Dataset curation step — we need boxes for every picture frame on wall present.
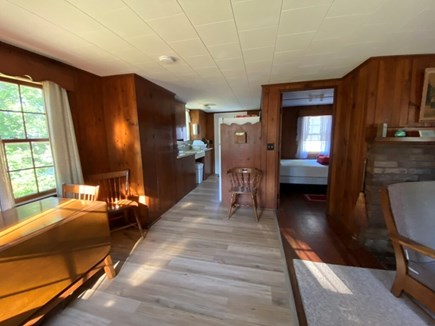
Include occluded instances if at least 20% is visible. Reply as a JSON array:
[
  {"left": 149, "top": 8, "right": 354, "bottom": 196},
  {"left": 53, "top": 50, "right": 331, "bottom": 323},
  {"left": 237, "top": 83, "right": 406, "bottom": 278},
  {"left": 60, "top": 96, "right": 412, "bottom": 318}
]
[{"left": 419, "top": 67, "right": 435, "bottom": 121}]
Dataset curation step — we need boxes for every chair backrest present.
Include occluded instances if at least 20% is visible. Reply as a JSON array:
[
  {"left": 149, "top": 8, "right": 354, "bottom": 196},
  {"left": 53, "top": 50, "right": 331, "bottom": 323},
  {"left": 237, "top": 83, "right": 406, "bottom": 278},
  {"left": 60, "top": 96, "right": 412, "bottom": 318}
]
[
  {"left": 385, "top": 181, "right": 435, "bottom": 263},
  {"left": 62, "top": 184, "right": 100, "bottom": 201},
  {"left": 87, "top": 170, "right": 130, "bottom": 203},
  {"left": 227, "top": 167, "right": 262, "bottom": 192}
]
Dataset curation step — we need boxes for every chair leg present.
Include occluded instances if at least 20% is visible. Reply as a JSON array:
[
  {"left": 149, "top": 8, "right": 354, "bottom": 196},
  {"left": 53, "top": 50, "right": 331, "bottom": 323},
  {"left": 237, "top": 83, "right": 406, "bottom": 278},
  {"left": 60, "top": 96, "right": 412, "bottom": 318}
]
[
  {"left": 252, "top": 192, "right": 259, "bottom": 222},
  {"left": 103, "top": 255, "right": 116, "bottom": 279},
  {"left": 228, "top": 193, "right": 237, "bottom": 219},
  {"left": 132, "top": 207, "right": 145, "bottom": 238}
]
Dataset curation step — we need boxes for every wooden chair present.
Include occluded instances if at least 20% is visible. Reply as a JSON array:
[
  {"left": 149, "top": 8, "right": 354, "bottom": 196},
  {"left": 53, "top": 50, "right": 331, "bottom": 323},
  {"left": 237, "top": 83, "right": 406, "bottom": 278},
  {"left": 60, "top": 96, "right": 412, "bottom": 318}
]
[
  {"left": 227, "top": 167, "right": 262, "bottom": 221},
  {"left": 87, "top": 170, "right": 144, "bottom": 238},
  {"left": 381, "top": 181, "right": 435, "bottom": 313},
  {"left": 62, "top": 184, "right": 100, "bottom": 201}
]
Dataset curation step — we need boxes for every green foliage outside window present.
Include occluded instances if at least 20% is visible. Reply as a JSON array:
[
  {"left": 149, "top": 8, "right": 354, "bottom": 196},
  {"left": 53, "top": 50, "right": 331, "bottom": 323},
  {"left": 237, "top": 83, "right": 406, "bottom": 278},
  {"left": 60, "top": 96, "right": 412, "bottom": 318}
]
[{"left": 0, "top": 80, "right": 56, "bottom": 202}]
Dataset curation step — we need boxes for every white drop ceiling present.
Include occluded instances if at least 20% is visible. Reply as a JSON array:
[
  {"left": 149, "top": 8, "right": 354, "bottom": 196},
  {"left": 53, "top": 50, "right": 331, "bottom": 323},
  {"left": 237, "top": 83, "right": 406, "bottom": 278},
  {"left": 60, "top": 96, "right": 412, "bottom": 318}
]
[{"left": 0, "top": 0, "right": 434, "bottom": 112}]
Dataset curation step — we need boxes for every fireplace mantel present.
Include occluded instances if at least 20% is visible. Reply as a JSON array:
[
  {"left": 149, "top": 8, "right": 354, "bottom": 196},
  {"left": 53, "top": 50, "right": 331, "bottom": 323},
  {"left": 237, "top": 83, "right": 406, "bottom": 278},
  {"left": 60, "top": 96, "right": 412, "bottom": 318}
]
[{"left": 374, "top": 137, "right": 435, "bottom": 143}]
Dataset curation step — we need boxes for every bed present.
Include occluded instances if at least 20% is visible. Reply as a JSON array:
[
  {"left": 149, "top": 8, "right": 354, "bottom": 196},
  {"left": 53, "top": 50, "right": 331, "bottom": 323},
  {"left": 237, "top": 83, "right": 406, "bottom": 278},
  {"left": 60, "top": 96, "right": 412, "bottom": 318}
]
[{"left": 280, "top": 159, "right": 329, "bottom": 185}]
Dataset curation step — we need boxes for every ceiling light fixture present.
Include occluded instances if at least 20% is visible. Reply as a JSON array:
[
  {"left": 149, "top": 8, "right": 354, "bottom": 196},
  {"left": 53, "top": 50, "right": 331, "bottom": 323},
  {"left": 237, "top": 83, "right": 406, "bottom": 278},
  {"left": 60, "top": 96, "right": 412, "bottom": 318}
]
[
  {"left": 158, "top": 55, "right": 176, "bottom": 64},
  {"left": 203, "top": 103, "right": 216, "bottom": 110}
]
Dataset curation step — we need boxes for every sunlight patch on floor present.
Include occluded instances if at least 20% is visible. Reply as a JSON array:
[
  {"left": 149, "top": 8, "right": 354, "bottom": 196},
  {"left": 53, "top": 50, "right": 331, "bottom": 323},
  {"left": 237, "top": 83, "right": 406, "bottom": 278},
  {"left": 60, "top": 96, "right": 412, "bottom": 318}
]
[{"left": 305, "top": 262, "right": 353, "bottom": 295}]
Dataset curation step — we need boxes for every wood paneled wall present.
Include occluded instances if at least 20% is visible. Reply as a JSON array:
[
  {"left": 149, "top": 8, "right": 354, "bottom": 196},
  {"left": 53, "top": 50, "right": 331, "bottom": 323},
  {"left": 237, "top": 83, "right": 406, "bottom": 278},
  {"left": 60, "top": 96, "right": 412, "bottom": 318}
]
[
  {"left": 281, "top": 105, "right": 333, "bottom": 159},
  {"left": 262, "top": 53, "right": 435, "bottom": 239},
  {"left": 220, "top": 123, "right": 262, "bottom": 206},
  {"left": 0, "top": 41, "right": 109, "bottom": 176},
  {"left": 100, "top": 75, "right": 144, "bottom": 196},
  {"left": 189, "top": 109, "right": 207, "bottom": 140}
]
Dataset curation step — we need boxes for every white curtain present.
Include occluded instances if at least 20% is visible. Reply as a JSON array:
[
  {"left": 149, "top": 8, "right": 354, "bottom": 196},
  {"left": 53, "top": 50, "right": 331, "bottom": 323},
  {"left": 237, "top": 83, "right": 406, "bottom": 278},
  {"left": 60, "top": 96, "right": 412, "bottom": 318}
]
[
  {"left": 0, "top": 141, "right": 15, "bottom": 211},
  {"left": 42, "top": 81, "right": 83, "bottom": 196},
  {"left": 296, "top": 115, "right": 332, "bottom": 159}
]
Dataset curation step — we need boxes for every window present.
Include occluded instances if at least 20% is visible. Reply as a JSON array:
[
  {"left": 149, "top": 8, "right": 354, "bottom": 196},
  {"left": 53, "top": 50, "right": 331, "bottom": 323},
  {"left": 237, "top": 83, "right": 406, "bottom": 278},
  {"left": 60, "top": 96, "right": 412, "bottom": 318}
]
[
  {"left": 0, "top": 79, "right": 56, "bottom": 203},
  {"left": 296, "top": 115, "right": 332, "bottom": 159}
]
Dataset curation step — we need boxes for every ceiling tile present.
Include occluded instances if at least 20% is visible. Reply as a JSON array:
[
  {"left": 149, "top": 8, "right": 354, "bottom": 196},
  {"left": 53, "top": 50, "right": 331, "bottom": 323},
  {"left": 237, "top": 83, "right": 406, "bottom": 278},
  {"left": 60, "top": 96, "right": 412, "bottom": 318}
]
[
  {"left": 282, "top": 0, "right": 334, "bottom": 11},
  {"left": 216, "top": 57, "right": 244, "bottom": 70},
  {"left": 169, "top": 38, "right": 209, "bottom": 57},
  {"left": 178, "top": 0, "right": 233, "bottom": 26},
  {"left": 314, "top": 15, "right": 367, "bottom": 40},
  {"left": 110, "top": 46, "right": 153, "bottom": 63},
  {"left": 81, "top": 29, "right": 133, "bottom": 51},
  {"left": 97, "top": 7, "right": 154, "bottom": 39},
  {"left": 194, "top": 66, "right": 222, "bottom": 78},
  {"left": 184, "top": 55, "right": 216, "bottom": 68},
  {"left": 8, "top": 0, "right": 102, "bottom": 34},
  {"left": 146, "top": 14, "right": 198, "bottom": 42},
  {"left": 123, "top": 0, "right": 183, "bottom": 20},
  {"left": 67, "top": 0, "right": 126, "bottom": 13},
  {"left": 245, "top": 61, "right": 271, "bottom": 73},
  {"left": 243, "top": 47, "right": 274, "bottom": 63},
  {"left": 327, "top": 0, "right": 383, "bottom": 18},
  {"left": 195, "top": 21, "right": 239, "bottom": 46},
  {"left": 239, "top": 26, "right": 277, "bottom": 49},
  {"left": 233, "top": 0, "right": 281, "bottom": 31},
  {"left": 278, "top": 5, "right": 330, "bottom": 35},
  {"left": 223, "top": 70, "right": 248, "bottom": 79},
  {"left": 401, "top": 9, "right": 435, "bottom": 33},
  {"left": 273, "top": 50, "right": 304, "bottom": 65},
  {"left": 275, "top": 32, "right": 315, "bottom": 52},
  {"left": 208, "top": 43, "right": 243, "bottom": 60},
  {"left": 128, "top": 34, "right": 174, "bottom": 56}
]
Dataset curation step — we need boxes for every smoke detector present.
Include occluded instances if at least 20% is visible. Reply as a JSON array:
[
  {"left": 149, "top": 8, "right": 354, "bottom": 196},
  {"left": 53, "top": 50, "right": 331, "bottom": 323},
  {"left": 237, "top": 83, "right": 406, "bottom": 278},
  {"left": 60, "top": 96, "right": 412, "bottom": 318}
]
[
  {"left": 203, "top": 103, "right": 216, "bottom": 110},
  {"left": 158, "top": 55, "right": 177, "bottom": 64}
]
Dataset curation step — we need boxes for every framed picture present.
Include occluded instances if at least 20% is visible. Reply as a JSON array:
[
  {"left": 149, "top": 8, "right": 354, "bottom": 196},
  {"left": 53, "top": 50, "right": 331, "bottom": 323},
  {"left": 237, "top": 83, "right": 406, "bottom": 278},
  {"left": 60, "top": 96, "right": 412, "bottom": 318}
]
[{"left": 419, "top": 68, "right": 435, "bottom": 121}]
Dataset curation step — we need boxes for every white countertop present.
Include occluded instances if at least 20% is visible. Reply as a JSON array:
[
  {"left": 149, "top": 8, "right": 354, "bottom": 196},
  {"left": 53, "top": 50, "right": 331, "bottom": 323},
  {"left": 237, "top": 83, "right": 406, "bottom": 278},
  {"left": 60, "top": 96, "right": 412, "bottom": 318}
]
[{"left": 177, "top": 147, "right": 213, "bottom": 159}]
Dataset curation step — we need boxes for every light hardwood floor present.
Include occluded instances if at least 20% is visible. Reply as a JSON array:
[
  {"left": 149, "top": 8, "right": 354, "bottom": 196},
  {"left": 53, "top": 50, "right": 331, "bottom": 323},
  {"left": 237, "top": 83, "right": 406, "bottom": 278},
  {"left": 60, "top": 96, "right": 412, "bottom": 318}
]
[{"left": 45, "top": 176, "right": 298, "bottom": 325}]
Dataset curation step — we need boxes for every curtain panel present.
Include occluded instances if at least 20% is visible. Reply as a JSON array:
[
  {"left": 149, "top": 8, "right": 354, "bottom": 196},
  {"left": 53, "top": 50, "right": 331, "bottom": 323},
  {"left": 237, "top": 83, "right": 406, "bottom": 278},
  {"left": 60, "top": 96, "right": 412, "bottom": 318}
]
[
  {"left": 296, "top": 115, "right": 332, "bottom": 159},
  {"left": 0, "top": 141, "right": 15, "bottom": 211},
  {"left": 43, "top": 81, "right": 83, "bottom": 196}
]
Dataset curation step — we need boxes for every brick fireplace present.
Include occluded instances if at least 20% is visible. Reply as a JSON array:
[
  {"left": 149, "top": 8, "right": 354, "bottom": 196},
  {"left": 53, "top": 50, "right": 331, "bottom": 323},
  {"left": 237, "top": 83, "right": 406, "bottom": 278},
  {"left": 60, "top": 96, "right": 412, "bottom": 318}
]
[{"left": 362, "top": 140, "right": 435, "bottom": 252}]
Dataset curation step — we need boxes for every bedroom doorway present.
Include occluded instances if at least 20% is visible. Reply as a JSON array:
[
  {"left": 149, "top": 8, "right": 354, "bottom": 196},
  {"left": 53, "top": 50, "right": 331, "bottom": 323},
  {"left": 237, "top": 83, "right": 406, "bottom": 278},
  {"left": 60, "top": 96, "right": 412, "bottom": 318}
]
[{"left": 278, "top": 88, "right": 334, "bottom": 208}]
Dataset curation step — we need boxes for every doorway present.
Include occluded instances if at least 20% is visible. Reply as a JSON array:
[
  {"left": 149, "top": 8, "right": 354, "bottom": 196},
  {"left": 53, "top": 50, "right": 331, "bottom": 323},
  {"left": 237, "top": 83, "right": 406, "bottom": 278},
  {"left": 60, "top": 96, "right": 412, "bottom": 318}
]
[{"left": 278, "top": 88, "right": 335, "bottom": 208}]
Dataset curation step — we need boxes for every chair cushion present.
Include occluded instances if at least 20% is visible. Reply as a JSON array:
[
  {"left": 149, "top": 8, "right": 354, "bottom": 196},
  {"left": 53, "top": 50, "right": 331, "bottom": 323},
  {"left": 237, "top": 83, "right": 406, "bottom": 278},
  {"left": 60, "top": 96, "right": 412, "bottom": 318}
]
[
  {"left": 408, "top": 260, "right": 435, "bottom": 292},
  {"left": 388, "top": 181, "right": 435, "bottom": 263}
]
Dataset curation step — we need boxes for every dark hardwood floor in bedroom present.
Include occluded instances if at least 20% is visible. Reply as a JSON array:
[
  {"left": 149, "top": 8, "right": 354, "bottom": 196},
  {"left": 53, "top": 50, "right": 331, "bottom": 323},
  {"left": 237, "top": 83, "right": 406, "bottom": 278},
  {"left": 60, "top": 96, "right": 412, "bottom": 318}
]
[{"left": 277, "top": 184, "right": 384, "bottom": 269}]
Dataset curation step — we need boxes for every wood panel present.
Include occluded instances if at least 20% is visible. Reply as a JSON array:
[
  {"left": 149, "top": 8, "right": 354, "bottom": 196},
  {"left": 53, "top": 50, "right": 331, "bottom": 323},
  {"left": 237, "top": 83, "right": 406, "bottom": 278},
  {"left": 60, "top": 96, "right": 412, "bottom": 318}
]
[
  {"left": 220, "top": 123, "right": 262, "bottom": 206},
  {"left": 70, "top": 73, "right": 109, "bottom": 175},
  {"left": 189, "top": 109, "right": 207, "bottom": 140},
  {"left": 204, "top": 149, "right": 213, "bottom": 179},
  {"left": 0, "top": 41, "right": 109, "bottom": 177},
  {"left": 175, "top": 155, "right": 196, "bottom": 201},
  {"left": 101, "top": 75, "right": 144, "bottom": 196},
  {"left": 205, "top": 113, "right": 215, "bottom": 173},
  {"left": 175, "top": 100, "right": 186, "bottom": 141},
  {"left": 134, "top": 75, "right": 177, "bottom": 225}
]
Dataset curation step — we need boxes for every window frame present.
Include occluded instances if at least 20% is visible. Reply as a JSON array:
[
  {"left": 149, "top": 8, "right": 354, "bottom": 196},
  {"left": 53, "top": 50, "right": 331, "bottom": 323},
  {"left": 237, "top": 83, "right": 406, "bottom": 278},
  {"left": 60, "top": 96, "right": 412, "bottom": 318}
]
[{"left": 0, "top": 77, "right": 57, "bottom": 204}]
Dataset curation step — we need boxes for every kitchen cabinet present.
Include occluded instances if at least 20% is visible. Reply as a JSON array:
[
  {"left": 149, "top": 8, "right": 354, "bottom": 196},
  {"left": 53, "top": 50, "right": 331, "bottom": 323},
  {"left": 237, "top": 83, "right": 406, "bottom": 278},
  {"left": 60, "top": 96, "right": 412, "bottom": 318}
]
[
  {"left": 176, "top": 154, "right": 196, "bottom": 201},
  {"left": 175, "top": 100, "right": 187, "bottom": 141},
  {"left": 101, "top": 74, "right": 177, "bottom": 226},
  {"left": 204, "top": 149, "right": 213, "bottom": 180}
]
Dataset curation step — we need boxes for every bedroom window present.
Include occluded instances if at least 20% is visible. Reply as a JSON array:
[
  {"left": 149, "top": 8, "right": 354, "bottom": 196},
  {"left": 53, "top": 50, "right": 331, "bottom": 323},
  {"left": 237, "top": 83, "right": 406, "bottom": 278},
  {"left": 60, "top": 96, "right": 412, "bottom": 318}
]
[
  {"left": 0, "top": 79, "right": 56, "bottom": 203},
  {"left": 296, "top": 115, "right": 332, "bottom": 159}
]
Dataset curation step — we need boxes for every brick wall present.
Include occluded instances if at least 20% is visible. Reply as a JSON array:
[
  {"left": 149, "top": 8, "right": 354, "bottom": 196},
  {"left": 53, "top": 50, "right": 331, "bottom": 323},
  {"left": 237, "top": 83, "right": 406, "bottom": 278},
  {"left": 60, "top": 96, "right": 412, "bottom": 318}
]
[{"left": 363, "top": 142, "right": 435, "bottom": 252}]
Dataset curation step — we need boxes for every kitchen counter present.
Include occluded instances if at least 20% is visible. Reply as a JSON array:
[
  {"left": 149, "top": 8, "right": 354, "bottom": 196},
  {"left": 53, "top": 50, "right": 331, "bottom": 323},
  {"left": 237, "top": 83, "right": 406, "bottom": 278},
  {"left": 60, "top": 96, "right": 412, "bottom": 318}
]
[{"left": 177, "top": 147, "right": 213, "bottom": 159}]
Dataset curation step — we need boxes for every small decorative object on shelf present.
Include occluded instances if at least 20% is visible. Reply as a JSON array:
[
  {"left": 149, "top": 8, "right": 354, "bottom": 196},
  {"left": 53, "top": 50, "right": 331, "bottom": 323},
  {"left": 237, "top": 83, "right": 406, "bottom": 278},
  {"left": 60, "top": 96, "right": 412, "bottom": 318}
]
[{"left": 394, "top": 129, "right": 407, "bottom": 137}]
